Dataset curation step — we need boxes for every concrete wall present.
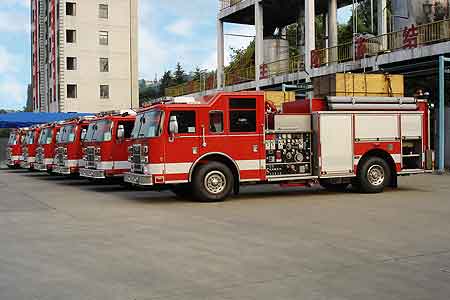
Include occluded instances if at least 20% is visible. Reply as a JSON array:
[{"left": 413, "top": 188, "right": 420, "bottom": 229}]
[
  {"left": 62, "top": 0, "right": 139, "bottom": 113},
  {"left": 0, "top": 138, "right": 7, "bottom": 164}
]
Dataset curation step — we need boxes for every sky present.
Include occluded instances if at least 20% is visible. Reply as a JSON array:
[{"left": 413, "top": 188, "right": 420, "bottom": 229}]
[{"left": 0, "top": 0, "right": 353, "bottom": 110}]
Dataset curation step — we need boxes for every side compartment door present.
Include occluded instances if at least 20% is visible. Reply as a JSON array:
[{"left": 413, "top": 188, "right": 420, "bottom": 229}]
[{"left": 319, "top": 114, "right": 354, "bottom": 176}]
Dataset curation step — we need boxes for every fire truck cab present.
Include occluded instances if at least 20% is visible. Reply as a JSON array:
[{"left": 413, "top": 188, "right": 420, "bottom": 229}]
[
  {"left": 6, "top": 129, "right": 26, "bottom": 168},
  {"left": 21, "top": 126, "right": 42, "bottom": 170},
  {"left": 35, "top": 123, "right": 61, "bottom": 172},
  {"left": 53, "top": 117, "right": 93, "bottom": 175},
  {"left": 79, "top": 111, "right": 136, "bottom": 180},
  {"left": 124, "top": 92, "right": 432, "bottom": 202}
]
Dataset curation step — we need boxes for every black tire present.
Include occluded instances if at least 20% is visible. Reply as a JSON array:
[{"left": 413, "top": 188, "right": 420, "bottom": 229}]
[
  {"left": 171, "top": 183, "right": 193, "bottom": 199},
  {"left": 321, "top": 181, "right": 349, "bottom": 192},
  {"left": 192, "top": 162, "right": 234, "bottom": 202},
  {"left": 357, "top": 157, "right": 391, "bottom": 193}
]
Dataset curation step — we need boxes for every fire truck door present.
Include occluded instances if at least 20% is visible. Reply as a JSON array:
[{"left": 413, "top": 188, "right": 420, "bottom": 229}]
[{"left": 165, "top": 110, "right": 199, "bottom": 181}]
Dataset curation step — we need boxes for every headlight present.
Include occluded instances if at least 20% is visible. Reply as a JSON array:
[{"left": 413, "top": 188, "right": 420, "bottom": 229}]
[
  {"left": 141, "top": 157, "right": 149, "bottom": 164},
  {"left": 95, "top": 148, "right": 101, "bottom": 154},
  {"left": 83, "top": 155, "right": 87, "bottom": 160},
  {"left": 143, "top": 146, "right": 149, "bottom": 154},
  {"left": 128, "top": 146, "right": 133, "bottom": 153},
  {"left": 128, "top": 155, "right": 132, "bottom": 162},
  {"left": 95, "top": 156, "right": 100, "bottom": 161},
  {"left": 64, "top": 148, "right": 67, "bottom": 154}
]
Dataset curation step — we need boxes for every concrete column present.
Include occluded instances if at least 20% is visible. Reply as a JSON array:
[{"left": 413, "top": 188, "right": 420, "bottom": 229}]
[
  {"left": 217, "top": 20, "right": 225, "bottom": 89},
  {"left": 324, "top": 13, "right": 329, "bottom": 48},
  {"left": 304, "top": 0, "right": 316, "bottom": 79},
  {"left": 377, "top": 0, "right": 388, "bottom": 49},
  {"left": 328, "top": 0, "right": 338, "bottom": 48},
  {"left": 255, "top": 0, "right": 264, "bottom": 89}
]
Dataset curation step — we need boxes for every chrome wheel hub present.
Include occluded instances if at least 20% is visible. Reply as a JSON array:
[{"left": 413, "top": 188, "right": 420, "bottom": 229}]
[
  {"left": 367, "top": 165, "right": 385, "bottom": 186},
  {"left": 204, "top": 171, "right": 227, "bottom": 195}
]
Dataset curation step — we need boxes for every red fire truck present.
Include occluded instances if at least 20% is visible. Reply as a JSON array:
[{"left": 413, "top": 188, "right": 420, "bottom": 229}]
[
  {"left": 6, "top": 129, "right": 26, "bottom": 168},
  {"left": 35, "top": 123, "right": 61, "bottom": 172},
  {"left": 79, "top": 111, "right": 136, "bottom": 180},
  {"left": 53, "top": 117, "right": 93, "bottom": 175},
  {"left": 20, "top": 126, "right": 42, "bottom": 170},
  {"left": 124, "top": 92, "right": 433, "bottom": 202}
]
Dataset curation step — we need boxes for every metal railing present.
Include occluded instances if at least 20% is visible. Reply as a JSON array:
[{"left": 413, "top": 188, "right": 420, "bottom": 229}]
[
  {"left": 314, "top": 19, "right": 450, "bottom": 67},
  {"left": 165, "top": 73, "right": 218, "bottom": 97},
  {"left": 219, "top": 0, "right": 246, "bottom": 10},
  {"left": 225, "top": 65, "right": 255, "bottom": 85}
]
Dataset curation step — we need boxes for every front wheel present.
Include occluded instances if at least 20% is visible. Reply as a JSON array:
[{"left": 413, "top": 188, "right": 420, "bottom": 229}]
[
  {"left": 192, "top": 162, "right": 234, "bottom": 202},
  {"left": 357, "top": 157, "right": 391, "bottom": 193}
]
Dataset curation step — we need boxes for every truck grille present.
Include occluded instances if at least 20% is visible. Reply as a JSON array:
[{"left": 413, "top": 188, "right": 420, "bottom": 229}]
[
  {"left": 132, "top": 144, "right": 144, "bottom": 174},
  {"left": 6, "top": 148, "right": 11, "bottom": 160},
  {"left": 36, "top": 147, "right": 44, "bottom": 164},
  {"left": 56, "top": 147, "right": 65, "bottom": 166},
  {"left": 22, "top": 147, "right": 29, "bottom": 161},
  {"left": 86, "top": 146, "right": 96, "bottom": 169}
]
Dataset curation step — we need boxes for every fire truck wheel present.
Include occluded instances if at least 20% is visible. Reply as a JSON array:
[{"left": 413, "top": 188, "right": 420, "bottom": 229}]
[
  {"left": 192, "top": 162, "right": 234, "bottom": 202},
  {"left": 358, "top": 157, "right": 391, "bottom": 193}
]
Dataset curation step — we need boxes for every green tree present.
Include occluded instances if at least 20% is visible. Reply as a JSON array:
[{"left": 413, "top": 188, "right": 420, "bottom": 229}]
[
  {"left": 160, "top": 71, "right": 174, "bottom": 96},
  {"left": 174, "top": 62, "right": 187, "bottom": 85},
  {"left": 193, "top": 67, "right": 203, "bottom": 81}
]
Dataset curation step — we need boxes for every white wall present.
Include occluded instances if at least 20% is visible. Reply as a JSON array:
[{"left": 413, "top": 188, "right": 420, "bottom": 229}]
[{"left": 61, "top": 0, "right": 138, "bottom": 113}]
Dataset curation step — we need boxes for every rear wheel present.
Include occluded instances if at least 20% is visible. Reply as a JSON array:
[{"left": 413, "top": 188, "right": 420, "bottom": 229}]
[
  {"left": 192, "top": 162, "right": 233, "bottom": 202},
  {"left": 357, "top": 157, "right": 391, "bottom": 193}
]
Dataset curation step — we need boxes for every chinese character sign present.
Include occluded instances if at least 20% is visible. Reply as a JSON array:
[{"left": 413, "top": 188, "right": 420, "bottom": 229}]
[{"left": 403, "top": 24, "right": 418, "bottom": 49}]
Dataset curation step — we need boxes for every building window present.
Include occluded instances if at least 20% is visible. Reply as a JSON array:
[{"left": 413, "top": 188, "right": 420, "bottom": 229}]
[
  {"left": 99, "top": 31, "right": 109, "bottom": 45},
  {"left": 66, "top": 30, "right": 76, "bottom": 43},
  {"left": 66, "top": 2, "right": 76, "bottom": 16},
  {"left": 67, "top": 84, "right": 77, "bottom": 98},
  {"left": 100, "top": 85, "right": 109, "bottom": 99},
  {"left": 66, "top": 57, "right": 77, "bottom": 70},
  {"left": 99, "top": 4, "right": 109, "bottom": 19},
  {"left": 99, "top": 58, "right": 109, "bottom": 72}
]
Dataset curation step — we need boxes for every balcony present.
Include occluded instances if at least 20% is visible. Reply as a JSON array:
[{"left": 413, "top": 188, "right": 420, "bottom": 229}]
[{"left": 165, "top": 19, "right": 450, "bottom": 97}]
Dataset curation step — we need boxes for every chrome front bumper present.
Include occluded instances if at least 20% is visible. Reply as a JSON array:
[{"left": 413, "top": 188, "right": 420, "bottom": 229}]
[
  {"left": 79, "top": 168, "right": 106, "bottom": 179},
  {"left": 53, "top": 166, "right": 72, "bottom": 175},
  {"left": 20, "top": 161, "right": 31, "bottom": 169},
  {"left": 124, "top": 173, "right": 153, "bottom": 186},
  {"left": 34, "top": 163, "right": 48, "bottom": 172}
]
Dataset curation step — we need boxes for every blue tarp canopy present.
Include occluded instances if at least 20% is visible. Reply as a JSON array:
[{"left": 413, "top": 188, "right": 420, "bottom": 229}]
[{"left": 0, "top": 112, "right": 93, "bottom": 128}]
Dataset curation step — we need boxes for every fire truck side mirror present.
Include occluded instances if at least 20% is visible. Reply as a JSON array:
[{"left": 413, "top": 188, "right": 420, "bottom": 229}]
[
  {"left": 81, "top": 129, "right": 87, "bottom": 141},
  {"left": 117, "top": 125, "right": 125, "bottom": 140},
  {"left": 169, "top": 116, "right": 179, "bottom": 135}
]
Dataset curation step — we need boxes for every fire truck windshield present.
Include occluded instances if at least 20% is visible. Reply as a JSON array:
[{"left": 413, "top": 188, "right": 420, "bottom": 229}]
[
  {"left": 25, "top": 131, "right": 35, "bottom": 145},
  {"left": 39, "top": 128, "right": 54, "bottom": 145},
  {"left": 131, "top": 110, "right": 163, "bottom": 139},
  {"left": 7, "top": 132, "right": 17, "bottom": 145},
  {"left": 85, "top": 120, "right": 112, "bottom": 142},
  {"left": 58, "top": 125, "right": 76, "bottom": 144}
]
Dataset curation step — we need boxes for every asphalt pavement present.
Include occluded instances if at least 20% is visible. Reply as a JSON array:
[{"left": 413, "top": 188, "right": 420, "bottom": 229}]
[{"left": 0, "top": 168, "right": 449, "bottom": 300}]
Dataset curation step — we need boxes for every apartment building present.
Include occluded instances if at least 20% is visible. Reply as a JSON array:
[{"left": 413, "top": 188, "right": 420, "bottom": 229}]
[{"left": 31, "top": 0, "right": 139, "bottom": 113}]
